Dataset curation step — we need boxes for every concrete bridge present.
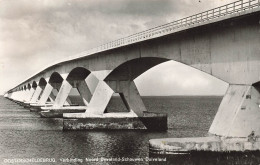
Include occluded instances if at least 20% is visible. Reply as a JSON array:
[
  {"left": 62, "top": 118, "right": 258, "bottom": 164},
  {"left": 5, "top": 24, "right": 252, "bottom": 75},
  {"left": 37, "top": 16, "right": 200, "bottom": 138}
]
[{"left": 4, "top": 0, "right": 260, "bottom": 137}]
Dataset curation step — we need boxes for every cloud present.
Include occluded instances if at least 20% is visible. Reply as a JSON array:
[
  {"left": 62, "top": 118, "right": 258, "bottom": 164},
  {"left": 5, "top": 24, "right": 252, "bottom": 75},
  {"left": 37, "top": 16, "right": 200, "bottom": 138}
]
[{"left": 135, "top": 61, "right": 228, "bottom": 96}]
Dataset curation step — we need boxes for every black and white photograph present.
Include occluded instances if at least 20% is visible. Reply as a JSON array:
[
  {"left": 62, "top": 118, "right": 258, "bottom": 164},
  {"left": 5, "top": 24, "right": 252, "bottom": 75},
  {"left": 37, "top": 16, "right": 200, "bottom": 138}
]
[{"left": 0, "top": 0, "right": 260, "bottom": 164}]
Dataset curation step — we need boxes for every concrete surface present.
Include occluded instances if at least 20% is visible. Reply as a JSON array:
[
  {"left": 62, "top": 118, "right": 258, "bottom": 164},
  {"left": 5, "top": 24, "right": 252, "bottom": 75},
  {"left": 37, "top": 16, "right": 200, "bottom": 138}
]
[
  {"left": 63, "top": 112, "right": 167, "bottom": 130},
  {"left": 149, "top": 136, "right": 260, "bottom": 154}
]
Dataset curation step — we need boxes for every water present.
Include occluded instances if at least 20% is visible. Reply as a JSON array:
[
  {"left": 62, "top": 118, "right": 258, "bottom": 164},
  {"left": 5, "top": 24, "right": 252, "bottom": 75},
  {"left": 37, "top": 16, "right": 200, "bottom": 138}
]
[{"left": 0, "top": 95, "right": 256, "bottom": 165}]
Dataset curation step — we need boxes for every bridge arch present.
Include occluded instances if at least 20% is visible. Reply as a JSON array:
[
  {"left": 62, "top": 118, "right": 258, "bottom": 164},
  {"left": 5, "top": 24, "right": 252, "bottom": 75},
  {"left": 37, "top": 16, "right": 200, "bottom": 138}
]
[
  {"left": 44, "top": 69, "right": 93, "bottom": 107},
  {"left": 66, "top": 67, "right": 91, "bottom": 82},
  {"left": 49, "top": 72, "right": 63, "bottom": 84},
  {"left": 101, "top": 57, "right": 227, "bottom": 117},
  {"left": 63, "top": 67, "right": 93, "bottom": 106},
  {"left": 27, "top": 83, "right": 31, "bottom": 90},
  {"left": 39, "top": 78, "right": 47, "bottom": 87},
  {"left": 48, "top": 72, "right": 64, "bottom": 99},
  {"left": 105, "top": 57, "right": 227, "bottom": 84},
  {"left": 32, "top": 81, "right": 37, "bottom": 89},
  {"left": 105, "top": 57, "right": 169, "bottom": 81},
  {"left": 29, "top": 79, "right": 46, "bottom": 103},
  {"left": 34, "top": 72, "right": 65, "bottom": 106}
]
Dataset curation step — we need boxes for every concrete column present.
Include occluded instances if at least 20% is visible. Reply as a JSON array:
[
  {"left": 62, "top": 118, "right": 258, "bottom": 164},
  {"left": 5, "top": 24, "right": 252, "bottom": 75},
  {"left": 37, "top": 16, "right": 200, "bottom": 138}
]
[
  {"left": 52, "top": 83, "right": 71, "bottom": 105},
  {"left": 107, "top": 80, "right": 146, "bottom": 117},
  {"left": 121, "top": 81, "right": 146, "bottom": 116},
  {"left": 65, "top": 96, "right": 72, "bottom": 105},
  {"left": 209, "top": 84, "right": 260, "bottom": 137},
  {"left": 25, "top": 88, "right": 36, "bottom": 102},
  {"left": 38, "top": 83, "right": 53, "bottom": 105},
  {"left": 38, "top": 89, "right": 45, "bottom": 100},
  {"left": 49, "top": 90, "right": 57, "bottom": 102},
  {"left": 52, "top": 80, "right": 72, "bottom": 108},
  {"left": 77, "top": 81, "right": 92, "bottom": 106},
  {"left": 48, "top": 95, "right": 54, "bottom": 102},
  {"left": 85, "top": 80, "right": 114, "bottom": 115},
  {"left": 30, "top": 86, "right": 43, "bottom": 103}
]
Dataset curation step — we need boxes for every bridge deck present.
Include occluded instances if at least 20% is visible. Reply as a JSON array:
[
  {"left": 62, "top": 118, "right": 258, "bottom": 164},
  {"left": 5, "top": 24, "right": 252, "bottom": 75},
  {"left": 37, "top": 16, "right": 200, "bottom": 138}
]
[{"left": 7, "top": 0, "right": 260, "bottom": 92}]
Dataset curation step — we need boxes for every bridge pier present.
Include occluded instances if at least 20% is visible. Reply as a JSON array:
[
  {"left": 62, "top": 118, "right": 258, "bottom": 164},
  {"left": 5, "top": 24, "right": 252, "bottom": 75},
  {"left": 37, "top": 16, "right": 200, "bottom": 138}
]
[
  {"left": 63, "top": 80, "right": 167, "bottom": 131},
  {"left": 41, "top": 80, "right": 111, "bottom": 118},
  {"left": 40, "top": 80, "right": 72, "bottom": 117},
  {"left": 30, "top": 86, "right": 43, "bottom": 103},
  {"left": 39, "top": 77, "right": 93, "bottom": 117},
  {"left": 149, "top": 83, "right": 260, "bottom": 153},
  {"left": 30, "top": 83, "right": 54, "bottom": 111},
  {"left": 24, "top": 87, "right": 36, "bottom": 105},
  {"left": 76, "top": 80, "right": 92, "bottom": 106},
  {"left": 29, "top": 82, "right": 71, "bottom": 111},
  {"left": 209, "top": 84, "right": 260, "bottom": 137},
  {"left": 79, "top": 80, "right": 113, "bottom": 115},
  {"left": 24, "top": 79, "right": 48, "bottom": 109},
  {"left": 106, "top": 80, "right": 147, "bottom": 117},
  {"left": 11, "top": 87, "right": 36, "bottom": 106},
  {"left": 24, "top": 86, "right": 43, "bottom": 108},
  {"left": 52, "top": 80, "right": 72, "bottom": 108}
]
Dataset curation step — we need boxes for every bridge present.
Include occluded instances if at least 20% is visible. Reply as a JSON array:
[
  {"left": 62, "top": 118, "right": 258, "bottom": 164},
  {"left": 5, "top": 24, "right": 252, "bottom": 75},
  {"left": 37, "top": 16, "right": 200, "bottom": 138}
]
[{"left": 4, "top": 0, "right": 260, "bottom": 138}]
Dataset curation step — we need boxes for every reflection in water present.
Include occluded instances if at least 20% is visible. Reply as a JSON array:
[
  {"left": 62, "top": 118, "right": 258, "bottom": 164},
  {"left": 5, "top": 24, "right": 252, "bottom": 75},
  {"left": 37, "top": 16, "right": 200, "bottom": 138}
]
[{"left": 0, "top": 96, "right": 259, "bottom": 165}]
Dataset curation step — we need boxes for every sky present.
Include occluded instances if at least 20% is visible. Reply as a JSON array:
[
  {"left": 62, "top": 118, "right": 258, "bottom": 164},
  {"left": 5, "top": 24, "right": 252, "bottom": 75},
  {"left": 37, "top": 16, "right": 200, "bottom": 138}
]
[{"left": 0, "top": 0, "right": 232, "bottom": 96}]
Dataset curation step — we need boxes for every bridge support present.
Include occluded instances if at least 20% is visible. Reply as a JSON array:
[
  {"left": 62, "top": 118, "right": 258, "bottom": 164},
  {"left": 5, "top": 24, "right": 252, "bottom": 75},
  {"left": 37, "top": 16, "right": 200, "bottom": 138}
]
[
  {"left": 30, "top": 86, "right": 43, "bottom": 103},
  {"left": 12, "top": 88, "right": 36, "bottom": 106},
  {"left": 107, "top": 80, "right": 147, "bottom": 117},
  {"left": 76, "top": 80, "right": 92, "bottom": 106},
  {"left": 36, "top": 83, "right": 53, "bottom": 106},
  {"left": 52, "top": 80, "right": 72, "bottom": 108},
  {"left": 25, "top": 88, "right": 36, "bottom": 103},
  {"left": 83, "top": 80, "right": 113, "bottom": 115},
  {"left": 209, "top": 84, "right": 260, "bottom": 137},
  {"left": 149, "top": 84, "right": 260, "bottom": 154},
  {"left": 39, "top": 79, "right": 92, "bottom": 117},
  {"left": 63, "top": 80, "right": 167, "bottom": 131},
  {"left": 29, "top": 82, "right": 71, "bottom": 111},
  {"left": 24, "top": 79, "right": 49, "bottom": 108},
  {"left": 40, "top": 80, "right": 102, "bottom": 118},
  {"left": 48, "top": 90, "right": 56, "bottom": 102}
]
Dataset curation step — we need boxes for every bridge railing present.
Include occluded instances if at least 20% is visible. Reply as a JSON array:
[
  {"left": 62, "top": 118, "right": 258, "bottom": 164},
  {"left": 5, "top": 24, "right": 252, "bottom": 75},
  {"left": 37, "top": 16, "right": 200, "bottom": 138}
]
[
  {"left": 67, "top": 0, "right": 260, "bottom": 60},
  {"left": 9, "top": 0, "right": 260, "bottom": 92}
]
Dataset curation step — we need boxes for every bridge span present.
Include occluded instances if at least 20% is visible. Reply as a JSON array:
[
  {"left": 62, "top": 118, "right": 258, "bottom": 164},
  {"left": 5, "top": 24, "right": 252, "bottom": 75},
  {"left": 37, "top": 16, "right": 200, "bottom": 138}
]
[{"left": 4, "top": 0, "right": 260, "bottom": 139}]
